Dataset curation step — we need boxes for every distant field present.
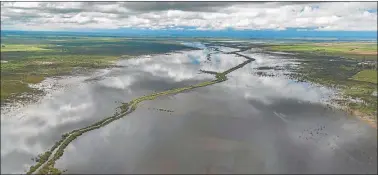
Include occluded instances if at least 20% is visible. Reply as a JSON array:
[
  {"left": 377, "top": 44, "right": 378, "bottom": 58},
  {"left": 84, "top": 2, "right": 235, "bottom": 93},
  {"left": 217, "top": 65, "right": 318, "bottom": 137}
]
[
  {"left": 1, "top": 44, "right": 52, "bottom": 52},
  {"left": 269, "top": 42, "right": 377, "bottom": 60},
  {"left": 351, "top": 70, "right": 377, "bottom": 84}
]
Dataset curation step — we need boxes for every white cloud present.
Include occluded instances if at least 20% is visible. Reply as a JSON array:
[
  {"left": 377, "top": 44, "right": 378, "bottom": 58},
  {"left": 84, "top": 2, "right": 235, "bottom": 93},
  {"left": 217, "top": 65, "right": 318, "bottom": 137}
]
[{"left": 1, "top": 2, "right": 377, "bottom": 31}]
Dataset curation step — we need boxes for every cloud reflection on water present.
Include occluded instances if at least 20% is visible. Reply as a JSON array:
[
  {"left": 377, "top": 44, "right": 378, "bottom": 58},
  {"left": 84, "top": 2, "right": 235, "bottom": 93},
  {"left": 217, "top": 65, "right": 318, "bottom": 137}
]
[{"left": 1, "top": 42, "right": 376, "bottom": 174}]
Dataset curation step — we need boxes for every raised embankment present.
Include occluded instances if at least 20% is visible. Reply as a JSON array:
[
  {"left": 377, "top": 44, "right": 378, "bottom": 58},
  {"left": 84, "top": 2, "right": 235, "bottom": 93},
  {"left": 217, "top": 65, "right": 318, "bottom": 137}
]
[{"left": 27, "top": 48, "right": 255, "bottom": 174}]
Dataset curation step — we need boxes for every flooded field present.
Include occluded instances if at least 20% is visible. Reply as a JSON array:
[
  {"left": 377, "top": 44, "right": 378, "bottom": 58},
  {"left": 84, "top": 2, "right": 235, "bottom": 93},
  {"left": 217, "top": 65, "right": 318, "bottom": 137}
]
[{"left": 1, "top": 42, "right": 377, "bottom": 174}]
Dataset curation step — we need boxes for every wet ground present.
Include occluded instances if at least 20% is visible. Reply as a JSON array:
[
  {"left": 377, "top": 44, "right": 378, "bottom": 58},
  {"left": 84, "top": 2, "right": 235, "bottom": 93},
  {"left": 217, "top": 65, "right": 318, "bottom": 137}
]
[{"left": 1, "top": 42, "right": 377, "bottom": 174}]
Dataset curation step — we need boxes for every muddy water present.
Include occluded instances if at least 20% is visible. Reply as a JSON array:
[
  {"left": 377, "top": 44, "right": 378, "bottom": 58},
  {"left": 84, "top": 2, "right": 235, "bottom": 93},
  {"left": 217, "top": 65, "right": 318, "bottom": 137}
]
[{"left": 1, "top": 43, "right": 377, "bottom": 174}]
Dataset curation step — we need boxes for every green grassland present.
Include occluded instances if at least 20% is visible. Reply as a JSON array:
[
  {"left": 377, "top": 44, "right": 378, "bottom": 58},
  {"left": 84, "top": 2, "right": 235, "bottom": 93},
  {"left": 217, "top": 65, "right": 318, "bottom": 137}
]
[
  {"left": 268, "top": 42, "right": 377, "bottom": 119},
  {"left": 0, "top": 35, "right": 194, "bottom": 104},
  {"left": 1, "top": 44, "right": 53, "bottom": 52},
  {"left": 269, "top": 42, "right": 377, "bottom": 60},
  {"left": 351, "top": 70, "right": 377, "bottom": 84}
]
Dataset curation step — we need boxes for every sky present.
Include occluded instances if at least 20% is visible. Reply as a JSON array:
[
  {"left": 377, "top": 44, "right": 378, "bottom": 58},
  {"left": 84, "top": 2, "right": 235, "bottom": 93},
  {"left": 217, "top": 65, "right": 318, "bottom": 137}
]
[{"left": 1, "top": 2, "right": 377, "bottom": 32}]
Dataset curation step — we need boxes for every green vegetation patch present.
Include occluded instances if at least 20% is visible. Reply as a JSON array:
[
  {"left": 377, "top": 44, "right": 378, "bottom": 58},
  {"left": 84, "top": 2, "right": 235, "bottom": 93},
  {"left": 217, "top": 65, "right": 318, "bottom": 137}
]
[
  {"left": 351, "top": 70, "right": 377, "bottom": 84},
  {"left": 1, "top": 44, "right": 52, "bottom": 52},
  {"left": 342, "top": 83, "right": 377, "bottom": 115},
  {"left": 276, "top": 45, "right": 377, "bottom": 118},
  {"left": 269, "top": 42, "right": 377, "bottom": 60},
  {"left": 1, "top": 79, "right": 32, "bottom": 102},
  {"left": 0, "top": 54, "right": 119, "bottom": 103}
]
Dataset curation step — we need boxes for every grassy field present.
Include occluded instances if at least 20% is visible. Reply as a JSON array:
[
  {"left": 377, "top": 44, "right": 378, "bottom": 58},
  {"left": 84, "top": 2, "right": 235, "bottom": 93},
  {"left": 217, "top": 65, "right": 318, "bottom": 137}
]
[
  {"left": 351, "top": 70, "right": 377, "bottom": 84},
  {"left": 269, "top": 42, "right": 377, "bottom": 60},
  {"left": 268, "top": 42, "right": 377, "bottom": 121},
  {"left": 0, "top": 35, "right": 194, "bottom": 104},
  {"left": 1, "top": 44, "right": 53, "bottom": 52}
]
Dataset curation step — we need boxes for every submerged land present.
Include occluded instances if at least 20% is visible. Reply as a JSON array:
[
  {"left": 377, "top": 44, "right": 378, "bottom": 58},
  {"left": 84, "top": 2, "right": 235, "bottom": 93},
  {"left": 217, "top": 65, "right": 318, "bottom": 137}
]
[
  {"left": 1, "top": 35, "right": 194, "bottom": 104},
  {"left": 1, "top": 33, "right": 377, "bottom": 174},
  {"left": 267, "top": 42, "right": 377, "bottom": 126}
]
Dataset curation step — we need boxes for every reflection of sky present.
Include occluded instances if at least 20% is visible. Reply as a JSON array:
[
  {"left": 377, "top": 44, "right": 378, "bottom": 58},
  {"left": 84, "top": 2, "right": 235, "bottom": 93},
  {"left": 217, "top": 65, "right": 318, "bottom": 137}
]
[
  {"left": 1, "top": 50, "right": 211, "bottom": 173},
  {"left": 1, "top": 42, "right": 376, "bottom": 174},
  {"left": 180, "top": 42, "right": 206, "bottom": 49},
  {"left": 226, "top": 66, "right": 334, "bottom": 105},
  {"left": 188, "top": 54, "right": 201, "bottom": 65}
]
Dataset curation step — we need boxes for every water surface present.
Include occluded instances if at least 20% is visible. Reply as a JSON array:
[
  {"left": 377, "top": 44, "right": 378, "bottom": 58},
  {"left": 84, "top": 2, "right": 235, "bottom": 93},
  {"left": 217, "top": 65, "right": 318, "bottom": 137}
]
[{"left": 1, "top": 42, "right": 376, "bottom": 174}]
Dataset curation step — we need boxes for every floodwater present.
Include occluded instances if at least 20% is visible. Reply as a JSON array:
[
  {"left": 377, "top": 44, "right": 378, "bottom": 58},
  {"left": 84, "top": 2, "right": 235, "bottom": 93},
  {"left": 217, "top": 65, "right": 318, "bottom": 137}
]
[{"left": 1, "top": 42, "right": 377, "bottom": 174}]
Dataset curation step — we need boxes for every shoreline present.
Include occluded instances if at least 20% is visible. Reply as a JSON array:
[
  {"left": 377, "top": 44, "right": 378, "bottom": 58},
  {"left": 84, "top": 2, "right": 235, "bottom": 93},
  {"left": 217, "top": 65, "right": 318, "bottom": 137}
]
[
  {"left": 340, "top": 101, "right": 377, "bottom": 128},
  {"left": 295, "top": 80, "right": 377, "bottom": 128},
  {"left": 0, "top": 68, "right": 113, "bottom": 120},
  {"left": 262, "top": 44, "right": 377, "bottom": 129}
]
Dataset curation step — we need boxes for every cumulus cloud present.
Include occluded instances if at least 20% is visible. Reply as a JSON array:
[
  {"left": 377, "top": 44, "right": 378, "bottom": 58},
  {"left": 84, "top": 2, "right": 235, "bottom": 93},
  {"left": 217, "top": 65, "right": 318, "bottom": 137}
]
[{"left": 1, "top": 2, "right": 377, "bottom": 31}]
